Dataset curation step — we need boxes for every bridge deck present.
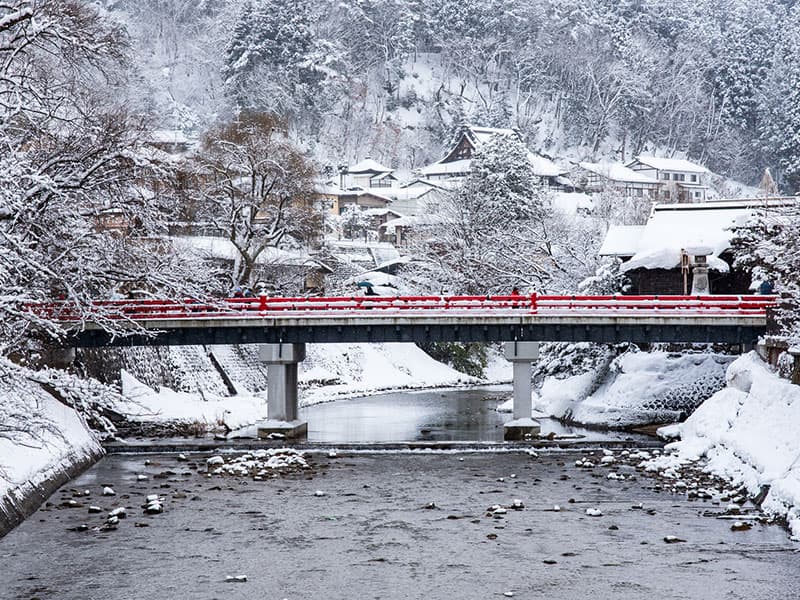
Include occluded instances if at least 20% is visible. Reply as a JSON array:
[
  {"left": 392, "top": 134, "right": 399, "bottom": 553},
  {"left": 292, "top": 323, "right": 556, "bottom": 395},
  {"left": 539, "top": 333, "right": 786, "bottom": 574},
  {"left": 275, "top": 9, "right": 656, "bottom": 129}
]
[{"left": 38, "top": 294, "right": 775, "bottom": 347}]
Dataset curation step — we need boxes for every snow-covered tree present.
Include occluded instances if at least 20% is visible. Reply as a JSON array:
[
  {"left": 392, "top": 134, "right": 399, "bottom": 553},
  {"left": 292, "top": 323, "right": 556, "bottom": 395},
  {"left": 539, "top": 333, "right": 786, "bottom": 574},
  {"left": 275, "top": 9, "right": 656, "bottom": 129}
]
[
  {"left": 731, "top": 203, "right": 800, "bottom": 338},
  {"left": 222, "top": 0, "right": 324, "bottom": 119},
  {"left": 0, "top": 0, "right": 205, "bottom": 357},
  {"left": 189, "top": 111, "right": 319, "bottom": 287},
  {"left": 408, "top": 133, "right": 591, "bottom": 294},
  {"left": 340, "top": 204, "right": 370, "bottom": 240}
]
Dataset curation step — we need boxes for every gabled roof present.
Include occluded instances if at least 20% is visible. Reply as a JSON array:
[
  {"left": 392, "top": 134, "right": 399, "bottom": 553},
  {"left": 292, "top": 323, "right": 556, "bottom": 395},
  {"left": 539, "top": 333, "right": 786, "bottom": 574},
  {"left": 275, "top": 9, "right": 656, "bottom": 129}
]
[
  {"left": 380, "top": 214, "right": 445, "bottom": 230},
  {"left": 419, "top": 158, "right": 472, "bottom": 177},
  {"left": 370, "top": 171, "right": 397, "bottom": 181},
  {"left": 630, "top": 155, "right": 709, "bottom": 174},
  {"left": 388, "top": 185, "right": 438, "bottom": 201},
  {"left": 598, "top": 225, "right": 647, "bottom": 257},
  {"left": 610, "top": 200, "right": 800, "bottom": 273},
  {"left": 419, "top": 154, "right": 567, "bottom": 179},
  {"left": 578, "top": 161, "right": 661, "bottom": 185},
  {"left": 527, "top": 152, "right": 568, "bottom": 177},
  {"left": 337, "top": 189, "right": 393, "bottom": 203},
  {"left": 348, "top": 158, "right": 393, "bottom": 174},
  {"left": 362, "top": 207, "right": 404, "bottom": 218},
  {"left": 466, "top": 125, "right": 519, "bottom": 145},
  {"left": 398, "top": 178, "right": 450, "bottom": 190}
]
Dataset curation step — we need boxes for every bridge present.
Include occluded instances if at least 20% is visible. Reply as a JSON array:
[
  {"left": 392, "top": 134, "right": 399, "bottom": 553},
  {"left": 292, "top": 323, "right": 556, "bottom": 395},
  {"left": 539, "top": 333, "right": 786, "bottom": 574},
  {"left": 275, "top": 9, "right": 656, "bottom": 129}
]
[
  {"left": 47, "top": 294, "right": 773, "bottom": 347},
  {"left": 40, "top": 294, "right": 777, "bottom": 440}
]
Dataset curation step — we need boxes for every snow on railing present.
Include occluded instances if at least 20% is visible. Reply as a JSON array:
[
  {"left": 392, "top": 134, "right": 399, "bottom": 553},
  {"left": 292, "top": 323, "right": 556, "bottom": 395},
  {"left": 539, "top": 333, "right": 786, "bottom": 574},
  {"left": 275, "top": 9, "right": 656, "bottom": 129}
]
[{"left": 30, "top": 294, "right": 779, "bottom": 322}]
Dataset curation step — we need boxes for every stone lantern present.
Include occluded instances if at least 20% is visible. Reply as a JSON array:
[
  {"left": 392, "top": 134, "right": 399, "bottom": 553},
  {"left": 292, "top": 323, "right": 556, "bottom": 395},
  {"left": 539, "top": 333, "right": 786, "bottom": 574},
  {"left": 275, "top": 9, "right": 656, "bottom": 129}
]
[{"left": 686, "top": 245, "right": 712, "bottom": 295}]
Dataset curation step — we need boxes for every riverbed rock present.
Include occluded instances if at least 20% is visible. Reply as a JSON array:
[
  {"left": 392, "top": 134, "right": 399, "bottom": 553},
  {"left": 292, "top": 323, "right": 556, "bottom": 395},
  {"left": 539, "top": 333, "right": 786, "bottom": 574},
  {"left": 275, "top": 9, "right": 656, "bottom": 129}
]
[{"left": 145, "top": 502, "right": 163, "bottom": 514}]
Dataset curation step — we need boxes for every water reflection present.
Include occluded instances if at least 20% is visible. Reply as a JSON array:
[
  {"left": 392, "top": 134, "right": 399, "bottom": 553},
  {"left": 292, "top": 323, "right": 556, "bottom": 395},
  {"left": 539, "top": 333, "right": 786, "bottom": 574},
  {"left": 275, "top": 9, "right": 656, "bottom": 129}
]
[
  {"left": 302, "top": 388, "right": 510, "bottom": 442},
  {"left": 299, "top": 387, "right": 648, "bottom": 443}
]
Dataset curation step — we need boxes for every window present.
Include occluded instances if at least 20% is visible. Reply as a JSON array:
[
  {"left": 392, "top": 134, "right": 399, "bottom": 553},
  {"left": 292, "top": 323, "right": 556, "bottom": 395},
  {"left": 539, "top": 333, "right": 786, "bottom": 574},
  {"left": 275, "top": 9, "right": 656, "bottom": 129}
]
[
  {"left": 679, "top": 173, "right": 686, "bottom": 181},
  {"left": 662, "top": 173, "right": 670, "bottom": 180},
  {"left": 636, "top": 188, "right": 643, "bottom": 197},
  {"left": 694, "top": 191, "right": 701, "bottom": 198},
  {"left": 663, "top": 190, "right": 671, "bottom": 199},
  {"left": 690, "top": 174, "right": 697, "bottom": 182}
]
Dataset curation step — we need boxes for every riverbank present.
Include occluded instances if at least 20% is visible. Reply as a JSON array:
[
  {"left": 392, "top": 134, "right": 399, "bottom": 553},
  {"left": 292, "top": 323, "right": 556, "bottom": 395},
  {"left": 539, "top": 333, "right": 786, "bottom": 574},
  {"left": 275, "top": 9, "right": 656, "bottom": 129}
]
[
  {"left": 646, "top": 351, "right": 800, "bottom": 540},
  {"left": 0, "top": 363, "right": 104, "bottom": 538}
]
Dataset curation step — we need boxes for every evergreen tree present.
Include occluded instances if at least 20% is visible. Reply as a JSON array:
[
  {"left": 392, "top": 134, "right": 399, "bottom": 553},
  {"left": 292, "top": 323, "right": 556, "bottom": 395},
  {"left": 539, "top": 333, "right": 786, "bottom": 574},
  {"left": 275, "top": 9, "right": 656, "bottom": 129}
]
[{"left": 222, "top": 0, "right": 319, "bottom": 115}]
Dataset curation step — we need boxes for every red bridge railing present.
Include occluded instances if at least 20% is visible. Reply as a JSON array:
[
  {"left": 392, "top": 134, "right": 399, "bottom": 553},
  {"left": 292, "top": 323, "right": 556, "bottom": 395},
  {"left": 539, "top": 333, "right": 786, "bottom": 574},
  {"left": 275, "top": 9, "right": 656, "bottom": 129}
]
[{"left": 30, "top": 294, "right": 778, "bottom": 322}]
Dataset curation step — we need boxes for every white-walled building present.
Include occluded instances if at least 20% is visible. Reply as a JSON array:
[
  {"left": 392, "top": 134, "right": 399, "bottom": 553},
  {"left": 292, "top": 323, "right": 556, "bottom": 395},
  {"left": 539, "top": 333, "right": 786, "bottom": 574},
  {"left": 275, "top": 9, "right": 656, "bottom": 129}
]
[
  {"left": 575, "top": 161, "right": 661, "bottom": 198},
  {"left": 626, "top": 155, "right": 710, "bottom": 202}
]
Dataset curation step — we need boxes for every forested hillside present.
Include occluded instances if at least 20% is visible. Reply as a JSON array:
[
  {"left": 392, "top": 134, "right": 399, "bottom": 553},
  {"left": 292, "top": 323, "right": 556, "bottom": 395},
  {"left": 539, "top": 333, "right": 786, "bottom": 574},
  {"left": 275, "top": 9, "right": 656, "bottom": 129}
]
[{"left": 104, "top": 0, "right": 800, "bottom": 189}]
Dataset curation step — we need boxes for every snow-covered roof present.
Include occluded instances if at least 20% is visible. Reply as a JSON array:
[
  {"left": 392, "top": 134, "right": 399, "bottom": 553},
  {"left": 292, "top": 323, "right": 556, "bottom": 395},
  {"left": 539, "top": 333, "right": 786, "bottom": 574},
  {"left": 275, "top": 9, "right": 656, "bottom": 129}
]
[
  {"left": 468, "top": 125, "right": 519, "bottom": 145},
  {"left": 380, "top": 214, "right": 445, "bottom": 230},
  {"left": 579, "top": 162, "right": 661, "bottom": 185},
  {"left": 363, "top": 207, "right": 404, "bottom": 217},
  {"left": 631, "top": 155, "right": 709, "bottom": 174},
  {"left": 175, "top": 236, "right": 326, "bottom": 268},
  {"left": 551, "top": 192, "right": 594, "bottom": 216},
  {"left": 527, "top": 152, "right": 568, "bottom": 177},
  {"left": 371, "top": 171, "right": 397, "bottom": 181},
  {"left": 314, "top": 182, "right": 342, "bottom": 195},
  {"left": 419, "top": 158, "right": 472, "bottom": 177},
  {"left": 348, "top": 158, "right": 393, "bottom": 174},
  {"left": 398, "top": 178, "right": 448, "bottom": 190},
  {"left": 149, "top": 129, "right": 192, "bottom": 146},
  {"left": 387, "top": 185, "right": 438, "bottom": 201},
  {"left": 338, "top": 189, "right": 393, "bottom": 203},
  {"left": 598, "top": 225, "right": 646, "bottom": 257},
  {"left": 618, "top": 202, "right": 761, "bottom": 273},
  {"left": 420, "top": 154, "right": 566, "bottom": 179}
]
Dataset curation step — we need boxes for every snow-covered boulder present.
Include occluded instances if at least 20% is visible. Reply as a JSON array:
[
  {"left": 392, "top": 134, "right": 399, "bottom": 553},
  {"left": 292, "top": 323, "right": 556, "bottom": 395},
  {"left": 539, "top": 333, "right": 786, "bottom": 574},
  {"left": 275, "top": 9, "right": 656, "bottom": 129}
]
[
  {"left": 653, "top": 352, "right": 800, "bottom": 540},
  {"left": 534, "top": 349, "right": 734, "bottom": 427}
]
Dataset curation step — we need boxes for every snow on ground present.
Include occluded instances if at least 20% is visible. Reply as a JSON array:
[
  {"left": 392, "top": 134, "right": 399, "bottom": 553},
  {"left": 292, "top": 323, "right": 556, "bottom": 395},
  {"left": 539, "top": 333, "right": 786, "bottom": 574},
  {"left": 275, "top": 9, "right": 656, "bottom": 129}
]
[
  {"left": 484, "top": 345, "right": 513, "bottom": 384},
  {"left": 0, "top": 365, "right": 101, "bottom": 501},
  {"left": 551, "top": 192, "right": 593, "bottom": 215},
  {"left": 300, "top": 342, "right": 481, "bottom": 404},
  {"left": 109, "top": 342, "right": 495, "bottom": 428},
  {"left": 116, "top": 371, "right": 266, "bottom": 430},
  {"left": 647, "top": 352, "right": 800, "bottom": 540},
  {"left": 534, "top": 350, "right": 733, "bottom": 427}
]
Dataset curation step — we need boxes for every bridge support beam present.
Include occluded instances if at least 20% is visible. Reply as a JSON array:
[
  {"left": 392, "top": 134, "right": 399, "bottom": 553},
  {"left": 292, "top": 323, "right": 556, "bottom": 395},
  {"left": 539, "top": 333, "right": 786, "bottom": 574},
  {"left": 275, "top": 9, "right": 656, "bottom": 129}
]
[
  {"left": 503, "top": 341, "right": 541, "bottom": 441},
  {"left": 257, "top": 343, "right": 308, "bottom": 439}
]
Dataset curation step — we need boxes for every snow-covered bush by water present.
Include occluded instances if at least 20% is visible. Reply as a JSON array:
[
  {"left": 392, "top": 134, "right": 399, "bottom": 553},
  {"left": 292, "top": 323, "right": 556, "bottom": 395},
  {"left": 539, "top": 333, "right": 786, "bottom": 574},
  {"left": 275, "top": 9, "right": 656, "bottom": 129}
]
[
  {"left": 534, "top": 346, "right": 734, "bottom": 427},
  {"left": 651, "top": 352, "right": 800, "bottom": 540}
]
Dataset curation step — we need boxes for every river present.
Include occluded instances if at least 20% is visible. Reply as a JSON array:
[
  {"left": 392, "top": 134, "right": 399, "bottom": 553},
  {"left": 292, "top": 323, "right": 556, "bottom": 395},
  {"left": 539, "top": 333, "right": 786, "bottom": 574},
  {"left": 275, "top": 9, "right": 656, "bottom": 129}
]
[
  {"left": 1, "top": 451, "right": 798, "bottom": 600},
  {"left": 1, "top": 388, "right": 798, "bottom": 599},
  {"left": 299, "top": 386, "right": 649, "bottom": 444}
]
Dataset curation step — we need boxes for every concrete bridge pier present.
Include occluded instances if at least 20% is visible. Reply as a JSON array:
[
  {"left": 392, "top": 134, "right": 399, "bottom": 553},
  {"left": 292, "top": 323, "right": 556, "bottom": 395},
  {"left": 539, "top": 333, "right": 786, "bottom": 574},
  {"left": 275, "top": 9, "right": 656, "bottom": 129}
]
[
  {"left": 257, "top": 343, "right": 308, "bottom": 439},
  {"left": 503, "top": 341, "right": 541, "bottom": 441}
]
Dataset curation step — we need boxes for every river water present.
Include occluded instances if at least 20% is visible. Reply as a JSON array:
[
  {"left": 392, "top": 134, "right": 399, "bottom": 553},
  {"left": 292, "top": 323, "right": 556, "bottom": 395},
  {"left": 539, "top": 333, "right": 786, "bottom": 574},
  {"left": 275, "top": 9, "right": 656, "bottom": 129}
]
[
  {"left": 1, "top": 451, "right": 798, "bottom": 600},
  {"left": 299, "top": 386, "right": 649, "bottom": 444},
  {"left": 1, "top": 389, "right": 798, "bottom": 599}
]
